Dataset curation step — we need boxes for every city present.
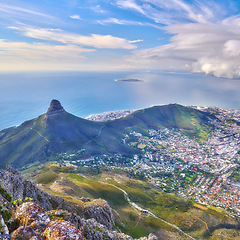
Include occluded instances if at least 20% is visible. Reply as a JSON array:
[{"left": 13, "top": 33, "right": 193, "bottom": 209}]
[{"left": 59, "top": 106, "right": 240, "bottom": 219}]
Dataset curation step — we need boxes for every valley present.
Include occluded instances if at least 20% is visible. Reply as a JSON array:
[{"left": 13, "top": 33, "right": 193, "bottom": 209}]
[{"left": 22, "top": 163, "right": 240, "bottom": 240}]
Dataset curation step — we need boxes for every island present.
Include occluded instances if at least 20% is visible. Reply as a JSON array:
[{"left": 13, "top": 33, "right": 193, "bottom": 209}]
[{"left": 115, "top": 78, "right": 144, "bottom": 82}]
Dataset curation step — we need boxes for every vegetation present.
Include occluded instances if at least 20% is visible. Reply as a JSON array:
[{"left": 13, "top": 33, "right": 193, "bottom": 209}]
[
  {"left": 0, "top": 104, "right": 215, "bottom": 168},
  {"left": 23, "top": 164, "right": 239, "bottom": 240},
  {"left": 36, "top": 169, "right": 58, "bottom": 184},
  {"left": 0, "top": 186, "right": 12, "bottom": 202},
  {"left": 0, "top": 205, "right": 12, "bottom": 225}
]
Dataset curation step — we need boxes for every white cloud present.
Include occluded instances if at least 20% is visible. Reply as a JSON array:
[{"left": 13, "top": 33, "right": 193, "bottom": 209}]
[
  {"left": 0, "top": 3, "right": 55, "bottom": 24},
  {"left": 114, "top": 0, "right": 222, "bottom": 25},
  {"left": 69, "top": 15, "right": 82, "bottom": 20},
  {"left": 89, "top": 5, "right": 108, "bottom": 14},
  {"left": 0, "top": 39, "right": 94, "bottom": 58},
  {"left": 113, "top": 0, "right": 240, "bottom": 78},
  {"left": 129, "top": 39, "right": 143, "bottom": 43},
  {"left": 115, "top": 0, "right": 145, "bottom": 15},
  {"left": 10, "top": 26, "right": 137, "bottom": 49},
  {"left": 0, "top": 39, "right": 96, "bottom": 71},
  {"left": 97, "top": 17, "right": 162, "bottom": 29},
  {"left": 127, "top": 19, "right": 240, "bottom": 78}
]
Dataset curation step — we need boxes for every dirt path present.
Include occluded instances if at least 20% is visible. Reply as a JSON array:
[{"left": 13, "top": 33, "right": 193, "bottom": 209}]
[{"left": 99, "top": 181, "right": 196, "bottom": 240}]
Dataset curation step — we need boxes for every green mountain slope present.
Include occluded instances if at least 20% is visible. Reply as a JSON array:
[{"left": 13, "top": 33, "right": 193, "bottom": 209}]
[
  {"left": 24, "top": 164, "right": 240, "bottom": 240},
  {"left": 0, "top": 100, "right": 215, "bottom": 168},
  {"left": 111, "top": 104, "right": 214, "bottom": 140}
]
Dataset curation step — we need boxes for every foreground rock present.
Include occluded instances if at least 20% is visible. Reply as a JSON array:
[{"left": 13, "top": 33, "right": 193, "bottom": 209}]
[
  {"left": 14, "top": 202, "right": 50, "bottom": 227},
  {"left": 44, "top": 220, "right": 84, "bottom": 240},
  {"left": 8, "top": 202, "right": 157, "bottom": 240},
  {"left": 0, "top": 167, "right": 114, "bottom": 229},
  {"left": 11, "top": 226, "right": 37, "bottom": 240},
  {"left": 0, "top": 167, "right": 158, "bottom": 240}
]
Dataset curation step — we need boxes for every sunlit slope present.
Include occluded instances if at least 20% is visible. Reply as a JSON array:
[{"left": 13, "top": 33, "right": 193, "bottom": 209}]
[
  {"left": 0, "top": 112, "right": 102, "bottom": 167},
  {"left": 112, "top": 104, "right": 215, "bottom": 140},
  {"left": 26, "top": 164, "right": 240, "bottom": 240}
]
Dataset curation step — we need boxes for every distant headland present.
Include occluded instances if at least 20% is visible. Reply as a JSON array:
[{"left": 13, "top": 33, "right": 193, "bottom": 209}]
[{"left": 115, "top": 78, "right": 144, "bottom": 82}]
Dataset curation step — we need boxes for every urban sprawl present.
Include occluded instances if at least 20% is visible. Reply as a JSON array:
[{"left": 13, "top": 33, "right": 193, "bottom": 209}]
[{"left": 59, "top": 107, "right": 240, "bottom": 218}]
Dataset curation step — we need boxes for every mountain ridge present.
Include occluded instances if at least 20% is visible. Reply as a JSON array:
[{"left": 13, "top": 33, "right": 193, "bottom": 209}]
[{"left": 0, "top": 100, "right": 215, "bottom": 168}]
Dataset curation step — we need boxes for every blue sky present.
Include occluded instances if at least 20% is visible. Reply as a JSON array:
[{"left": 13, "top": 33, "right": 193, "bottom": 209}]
[{"left": 1, "top": 0, "right": 240, "bottom": 78}]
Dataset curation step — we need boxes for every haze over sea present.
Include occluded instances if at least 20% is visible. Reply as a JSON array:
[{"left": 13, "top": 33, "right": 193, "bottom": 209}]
[{"left": 1, "top": 71, "right": 240, "bottom": 131}]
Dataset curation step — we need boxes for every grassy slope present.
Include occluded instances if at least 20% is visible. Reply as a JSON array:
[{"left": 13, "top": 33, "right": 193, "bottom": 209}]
[
  {"left": 24, "top": 164, "right": 239, "bottom": 240},
  {"left": 112, "top": 104, "right": 215, "bottom": 142}
]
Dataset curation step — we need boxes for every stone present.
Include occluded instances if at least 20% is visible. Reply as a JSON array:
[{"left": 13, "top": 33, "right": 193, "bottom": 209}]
[
  {"left": 14, "top": 202, "right": 50, "bottom": 228},
  {"left": 46, "top": 100, "right": 65, "bottom": 116},
  {"left": 11, "top": 226, "right": 36, "bottom": 240},
  {"left": 0, "top": 234, "right": 12, "bottom": 240},
  {"left": 47, "top": 210, "right": 83, "bottom": 230},
  {"left": 83, "top": 199, "right": 114, "bottom": 230},
  {"left": 44, "top": 220, "right": 84, "bottom": 240}
]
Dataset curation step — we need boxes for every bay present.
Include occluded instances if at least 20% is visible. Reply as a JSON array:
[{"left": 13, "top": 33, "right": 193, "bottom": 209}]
[{"left": 1, "top": 71, "right": 240, "bottom": 130}]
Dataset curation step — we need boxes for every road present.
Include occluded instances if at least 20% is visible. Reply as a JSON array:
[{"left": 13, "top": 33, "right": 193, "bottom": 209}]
[{"left": 99, "top": 181, "right": 196, "bottom": 240}]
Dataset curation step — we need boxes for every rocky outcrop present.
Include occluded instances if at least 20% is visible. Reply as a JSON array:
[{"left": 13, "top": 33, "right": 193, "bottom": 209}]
[
  {"left": 0, "top": 234, "right": 12, "bottom": 239},
  {"left": 9, "top": 202, "right": 157, "bottom": 240},
  {"left": 83, "top": 199, "right": 114, "bottom": 230},
  {"left": 0, "top": 166, "right": 24, "bottom": 201},
  {"left": 11, "top": 226, "right": 37, "bottom": 240},
  {"left": 14, "top": 202, "right": 50, "bottom": 229},
  {"left": 138, "top": 234, "right": 158, "bottom": 240},
  {"left": 0, "top": 167, "right": 114, "bottom": 230},
  {"left": 46, "top": 99, "right": 66, "bottom": 117},
  {"left": 44, "top": 220, "right": 84, "bottom": 240},
  {"left": 81, "top": 218, "right": 133, "bottom": 240},
  {"left": 0, "top": 167, "right": 158, "bottom": 240}
]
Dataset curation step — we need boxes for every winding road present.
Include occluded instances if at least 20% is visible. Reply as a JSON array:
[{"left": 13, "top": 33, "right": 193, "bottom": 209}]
[{"left": 100, "top": 181, "right": 196, "bottom": 240}]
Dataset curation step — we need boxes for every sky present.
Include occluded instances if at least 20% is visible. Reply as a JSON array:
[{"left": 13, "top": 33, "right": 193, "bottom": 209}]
[{"left": 1, "top": 0, "right": 240, "bottom": 78}]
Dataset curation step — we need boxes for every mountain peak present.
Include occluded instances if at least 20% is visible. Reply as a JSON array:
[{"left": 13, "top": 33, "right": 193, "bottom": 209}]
[{"left": 46, "top": 99, "right": 65, "bottom": 116}]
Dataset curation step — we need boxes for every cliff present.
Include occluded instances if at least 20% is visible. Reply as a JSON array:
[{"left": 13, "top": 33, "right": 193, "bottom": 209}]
[{"left": 0, "top": 167, "right": 157, "bottom": 240}]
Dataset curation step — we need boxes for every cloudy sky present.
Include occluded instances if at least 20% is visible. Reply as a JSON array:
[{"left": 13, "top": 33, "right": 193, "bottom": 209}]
[{"left": 1, "top": 0, "right": 240, "bottom": 78}]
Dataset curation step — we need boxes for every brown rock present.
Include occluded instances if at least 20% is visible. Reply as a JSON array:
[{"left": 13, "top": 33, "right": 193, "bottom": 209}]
[
  {"left": 83, "top": 199, "right": 114, "bottom": 229},
  {"left": 44, "top": 220, "right": 84, "bottom": 240},
  {"left": 29, "top": 237, "right": 40, "bottom": 240},
  {"left": 46, "top": 99, "right": 66, "bottom": 117},
  {"left": 14, "top": 202, "right": 50, "bottom": 229},
  {"left": 47, "top": 210, "right": 83, "bottom": 229},
  {"left": 11, "top": 226, "right": 36, "bottom": 240},
  {"left": 0, "top": 234, "right": 12, "bottom": 240}
]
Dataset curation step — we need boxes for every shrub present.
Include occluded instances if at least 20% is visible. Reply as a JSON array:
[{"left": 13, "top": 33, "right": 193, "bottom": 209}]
[{"left": 0, "top": 187, "right": 12, "bottom": 202}]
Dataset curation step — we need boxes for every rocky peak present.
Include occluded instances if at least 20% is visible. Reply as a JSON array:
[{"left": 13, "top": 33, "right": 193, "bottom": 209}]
[{"left": 46, "top": 99, "right": 65, "bottom": 116}]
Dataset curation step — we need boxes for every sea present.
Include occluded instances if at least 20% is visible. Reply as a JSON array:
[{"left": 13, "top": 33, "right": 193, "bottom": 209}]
[{"left": 1, "top": 70, "right": 240, "bottom": 131}]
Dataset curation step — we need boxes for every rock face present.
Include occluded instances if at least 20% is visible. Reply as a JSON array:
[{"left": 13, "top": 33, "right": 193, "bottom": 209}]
[
  {"left": 44, "top": 220, "right": 84, "bottom": 240},
  {"left": 46, "top": 99, "right": 65, "bottom": 117},
  {"left": 11, "top": 226, "right": 37, "bottom": 240},
  {"left": 0, "top": 167, "right": 158, "bottom": 240},
  {"left": 0, "top": 167, "right": 114, "bottom": 230},
  {"left": 81, "top": 218, "right": 133, "bottom": 240},
  {"left": 83, "top": 199, "right": 114, "bottom": 230},
  {"left": 14, "top": 202, "right": 50, "bottom": 228},
  {"left": 0, "top": 166, "right": 24, "bottom": 201},
  {"left": 11, "top": 203, "right": 136, "bottom": 240}
]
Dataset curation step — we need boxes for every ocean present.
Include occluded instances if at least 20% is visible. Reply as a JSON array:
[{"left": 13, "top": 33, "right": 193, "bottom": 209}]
[{"left": 1, "top": 71, "right": 240, "bottom": 130}]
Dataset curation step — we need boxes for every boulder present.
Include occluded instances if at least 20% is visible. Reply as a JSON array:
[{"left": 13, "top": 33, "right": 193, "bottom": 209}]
[
  {"left": 14, "top": 202, "right": 50, "bottom": 230},
  {"left": 11, "top": 226, "right": 36, "bottom": 240},
  {"left": 44, "top": 220, "right": 84, "bottom": 240}
]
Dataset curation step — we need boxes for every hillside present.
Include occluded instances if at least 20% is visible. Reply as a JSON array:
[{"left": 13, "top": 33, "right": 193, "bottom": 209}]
[
  {"left": 0, "top": 100, "right": 215, "bottom": 168},
  {"left": 23, "top": 163, "right": 240, "bottom": 240},
  {"left": 0, "top": 166, "right": 158, "bottom": 239},
  {"left": 111, "top": 104, "right": 214, "bottom": 140}
]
